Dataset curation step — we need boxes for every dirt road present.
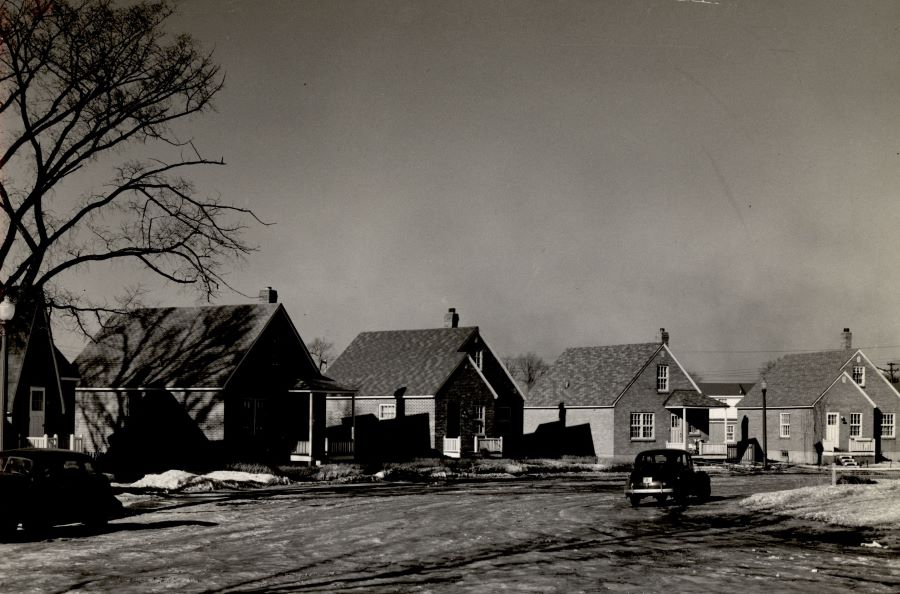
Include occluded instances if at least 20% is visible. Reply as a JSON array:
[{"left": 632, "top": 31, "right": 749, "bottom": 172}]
[{"left": 0, "top": 472, "right": 897, "bottom": 592}]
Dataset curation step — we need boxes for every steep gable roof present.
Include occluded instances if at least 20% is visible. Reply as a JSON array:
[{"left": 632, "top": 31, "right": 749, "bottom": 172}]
[
  {"left": 698, "top": 382, "right": 752, "bottom": 396},
  {"left": 740, "top": 350, "right": 856, "bottom": 408},
  {"left": 75, "top": 304, "right": 285, "bottom": 388},
  {"left": 526, "top": 343, "right": 663, "bottom": 407},
  {"left": 327, "top": 327, "right": 478, "bottom": 396}
]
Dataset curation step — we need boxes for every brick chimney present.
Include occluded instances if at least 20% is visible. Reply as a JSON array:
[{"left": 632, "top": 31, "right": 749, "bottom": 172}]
[
  {"left": 660, "top": 327, "right": 669, "bottom": 345},
  {"left": 259, "top": 287, "right": 278, "bottom": 304},
  {"left": 444, "top": 307, "right": 459, "bottom": 328},
  {"left": 841, "top": 328, "right": 852, "bottom": 350}
]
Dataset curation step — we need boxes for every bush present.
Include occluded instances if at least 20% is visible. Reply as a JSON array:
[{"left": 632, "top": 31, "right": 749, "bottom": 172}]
[{"left": 836, "top": 474, "right": 877, "bottom": 485}]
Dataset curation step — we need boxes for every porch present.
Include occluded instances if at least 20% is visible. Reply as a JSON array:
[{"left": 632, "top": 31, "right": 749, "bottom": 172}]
[
  {"left": 290, "top": 437, "right": 355, "bottom": 463},
  {"left": 665, "top": 440, "right": 738, "bottom": 460},
  {"left": 443, "top": 436, "right": 504, "bottom": 458},
  {"left": 23, "top": 434, "right": 85, "bottom": 452}
]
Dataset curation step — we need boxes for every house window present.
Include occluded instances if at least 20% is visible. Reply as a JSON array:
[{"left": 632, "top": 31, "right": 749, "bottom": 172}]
[
  {"left": 30, "top": 388, "right": 44, "bottom": 412},
  {"left": 631, "top": 412, "right": 654, "bottom": 440},
  {"left": 779, "top": 413, "right": 791, "bottom": 438},
  {"left": 852, "top": 366, "right": 865, "bottom": 387},
  {"left": 656, "top": 365, "right": 669, "bottom": 393},
  {"left": 379, "top": 403, "right": 396, "bottom": 420},
  {"left": 883, "top": 413, "right": 895, "bottom": 439},
  {"left": 688, "top": 422, "right": 700, "bottom": 436},
  {"left": 725, "top": 423, "right": 735, "bottom": 443},
  {"left": 849, "top": 412, "right": 861, "bottom": 437},
  {"left": 474, "top": 349, "right": 484, "bottom": 370},
  {"left": 474, "top": 405, "right": 486, "bottom": 435}
]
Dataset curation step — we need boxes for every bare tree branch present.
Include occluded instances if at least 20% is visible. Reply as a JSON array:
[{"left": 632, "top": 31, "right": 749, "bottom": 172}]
[{"left": 0, "top": 0, "right": 259, "bottom": 330}]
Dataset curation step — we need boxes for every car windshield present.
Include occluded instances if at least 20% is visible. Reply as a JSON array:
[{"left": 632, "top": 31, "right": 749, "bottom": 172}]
[
  {"left": 635, "top": 452, "right": 686, "bottom": 469},
  {"left": 1, "top": 456, "right": 34, "bottom": 475}
]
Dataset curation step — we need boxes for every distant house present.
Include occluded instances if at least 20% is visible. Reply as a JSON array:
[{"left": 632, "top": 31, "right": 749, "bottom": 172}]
[
  {"left": 2, "top": 292, "right": 78, "bottom": 449},
  {"left": 698, "top": 382, "right": 751, "bottom": 449},
  {"left": 73, "top": 288, "right": 353, "bottom": 472},
  {"left": 524, "top": 329, "right": 722, "bottom": 462},
  {"left": 738, "top": 329, "right": 899, "bottom": 465},
  {"left": 325, "top": 308, "right": 525, "bottom": 459}
]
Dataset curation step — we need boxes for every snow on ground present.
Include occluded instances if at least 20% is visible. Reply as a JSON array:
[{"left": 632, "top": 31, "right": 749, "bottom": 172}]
[
  {"left": 122, "top": 469, "right": 288, "bottom": 492},
  {"left": 741, "top": 479, "right": 900, "bottom": 528}
]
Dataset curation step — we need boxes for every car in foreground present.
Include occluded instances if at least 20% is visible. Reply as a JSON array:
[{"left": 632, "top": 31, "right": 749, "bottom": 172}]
[
  {"left": 624, "top": 448, "right": 710, "bottom": 507},
  {"left": 0, "top": 448, "right": 122, "bottom": 536}
]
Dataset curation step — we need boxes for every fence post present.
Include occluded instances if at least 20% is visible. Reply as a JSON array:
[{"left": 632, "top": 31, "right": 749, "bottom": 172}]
[{"left": 831, "top": 462, "right": 836, "bottom": 486}]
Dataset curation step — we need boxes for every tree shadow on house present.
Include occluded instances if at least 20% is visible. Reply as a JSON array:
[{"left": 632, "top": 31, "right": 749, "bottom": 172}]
[
  {"left": 326, "top": 413, "right": 432, "bottom": 462},
  {"left": 520, "top": 421, "right": 596, "bottom": 458},
  {"left": 76, "top": 305, "right": 313, "bottom": 477}
]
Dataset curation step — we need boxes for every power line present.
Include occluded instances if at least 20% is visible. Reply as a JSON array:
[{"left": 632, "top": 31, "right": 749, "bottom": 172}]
[{"left": 681, "top": 344, "right": 900, "bottom": 354}]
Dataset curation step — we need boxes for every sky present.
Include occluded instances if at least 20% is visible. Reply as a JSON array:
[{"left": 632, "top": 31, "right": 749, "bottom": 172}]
[{"left": 55, "top": 0, "right": 900, "bottom": 381}]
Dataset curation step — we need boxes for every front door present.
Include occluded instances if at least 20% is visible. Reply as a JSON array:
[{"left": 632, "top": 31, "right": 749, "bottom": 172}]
[
  {"left": 825, "top": 412, "right": 839, "bottom": 451},
  {"left": 29, "top": 387, "right": 45, "bottom": 436},
  {"left": 670, "top": 414, "right": 683, "bottom": 445}
]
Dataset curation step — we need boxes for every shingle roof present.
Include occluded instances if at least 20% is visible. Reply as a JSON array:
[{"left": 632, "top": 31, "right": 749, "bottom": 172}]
[
  {"left": 526, "top": 343, "right": 663, "bottom": 407},
  {"left": 664, "top": 390, "right": 727, "bottom": 408},
  {"left": 74, "top": 304, "right": 282, "bottom": 388},
  {"left": 698, "top": 382, "right": 752, "bottom": 396},
  {"left": 326, "top": 327, "right": 478, "bottom": 396},
  {"left": 740, "top": 350, "right": 855, "bottom": 408}
]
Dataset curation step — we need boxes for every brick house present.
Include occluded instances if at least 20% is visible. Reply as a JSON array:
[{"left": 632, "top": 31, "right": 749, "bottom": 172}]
[
  {"left": 524, "top": 329, "right": 721, "bottom": 462},
  {"left": 325, "top": 309, "right": 525, "bottom": 459},
  {"left": 738, "top": 330, "right": 900, "bottom": 465},
  {"left": 73, "top": 289, "right": 353, "bottom": 473},
  {"left": 1, "top": 291, "right": 78, "bottom": 450}
]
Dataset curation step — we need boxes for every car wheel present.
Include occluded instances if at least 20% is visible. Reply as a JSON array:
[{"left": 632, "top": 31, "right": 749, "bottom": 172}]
[
  {"left": 654, "top": 495, "right": 667, "bottom": 504},
  {"left": 22, "top": 517, "right": 50, "bottom": 535},
  {"left": 673, "top": 488, "right": 688, "bottom": 505},
  {"left": 697, "top": 477, "right": 711, "bottom": 502},
  {"left": 0, "top": 519, "right": 18, "bottom": 540},
  {"left": 629, "top": 495, "right": 641, "bottom": 507}
]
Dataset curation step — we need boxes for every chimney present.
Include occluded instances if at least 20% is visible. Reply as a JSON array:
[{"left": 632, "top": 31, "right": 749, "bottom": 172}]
[
  {"left": 259, "top": 287, "right": 278, "bottom": 304},
  {"left": 841, "top": 328, "right": 852, "bottom": 350},
  {"left": 660, "top": 327, "right": 669, "bottom": 345},
  {"left": 443, "top": 307, "right": 459, "bottom": 328}
]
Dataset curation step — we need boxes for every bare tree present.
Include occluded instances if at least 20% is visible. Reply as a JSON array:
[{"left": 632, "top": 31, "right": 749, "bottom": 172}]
[
  {"left": 307, "top": 337, "right": 333, "bottom": 370},
  {"left": 503, "top": 352, "right": 548, "bottom": 393},
  {"left": 0, "top": 0, "right": 260, "bottom": 328}
]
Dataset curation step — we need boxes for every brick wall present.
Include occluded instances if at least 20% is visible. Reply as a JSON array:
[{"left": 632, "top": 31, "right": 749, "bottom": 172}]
[
  {"left": 613, "top": 348, "right": 701, "bottom": 461},
  {"left": 740, "top": 408, "right": 819, "bottom": 464},
  {"left": 838, "top": 357, "right": 900, "bottom": 460},
  {"left": 566, "top": 408, "right": 615, "bottom": 458},
  {"left": 436, "top": 360, "right": 499, "bottom": 455}
]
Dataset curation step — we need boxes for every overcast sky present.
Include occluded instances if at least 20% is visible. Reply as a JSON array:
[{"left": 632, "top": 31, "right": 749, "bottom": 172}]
[{"left": 62, "top": 0, "right": 900, "bottom": 380}]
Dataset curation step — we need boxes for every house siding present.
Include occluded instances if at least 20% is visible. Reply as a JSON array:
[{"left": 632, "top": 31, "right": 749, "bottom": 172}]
[{"left": 613, "top": 349, "right": 700, "bottom": 461}]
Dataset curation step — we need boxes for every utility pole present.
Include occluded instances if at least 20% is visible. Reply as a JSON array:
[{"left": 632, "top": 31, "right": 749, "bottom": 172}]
[{"left": 887, "top": 362, "right": 898, "bottom": 384}]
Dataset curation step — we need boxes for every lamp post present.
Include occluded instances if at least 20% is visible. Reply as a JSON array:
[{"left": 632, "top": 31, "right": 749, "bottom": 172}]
[
  {"left": 760, "top": 378, "right": 768, "bottom": 469},
  {"left": 0, "top": 295, "right": 16, "bottom": 451}
]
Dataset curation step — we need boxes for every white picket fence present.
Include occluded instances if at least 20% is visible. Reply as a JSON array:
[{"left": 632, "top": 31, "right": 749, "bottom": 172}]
[
  {"left": 474, "top": 436, "right": 503, "bottom": 456},
  {"left": 443, "top": 437, "right": 461, "bottom": 458}
]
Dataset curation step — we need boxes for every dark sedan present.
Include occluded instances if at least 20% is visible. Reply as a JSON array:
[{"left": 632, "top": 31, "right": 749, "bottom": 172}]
[
  {"left": 625, "top": 448, "right": 711, "bottom": 507},
  {"left": 0, "top": 448, "right": 122, "bottom": 535}
]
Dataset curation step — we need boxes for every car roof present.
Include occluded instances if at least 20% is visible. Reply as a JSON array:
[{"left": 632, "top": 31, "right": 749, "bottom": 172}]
[{"left": 0, "top": 448, "right": 93, "bottom": 462}]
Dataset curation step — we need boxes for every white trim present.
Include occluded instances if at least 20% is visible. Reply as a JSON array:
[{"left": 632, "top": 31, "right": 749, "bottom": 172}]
[
  {"left": 739, "top": 405, "right": 814, "bottom": 410},
  {"left": 75, "top": 387, "right": 223, "bottom": 392},
  {"left": 856, "top": 350, "right": 900, "bottom": 401},
  {"left": 325, "top": 394, "right": 434, "bottom": 400},
  {"left": 478, "top": 335, "right": 528, "bottom": 402},
  {"left": 813, "top": 372, "right": 876, "bottom": 408},
  {"left": 469, "top": 355, "right": 500, "bottom": 400},
  {"left": 523, "top": 405, "right": 614, "bottom": 410},
  {"left": 662, "top": 344, "right": 703, "bottom": 393}
]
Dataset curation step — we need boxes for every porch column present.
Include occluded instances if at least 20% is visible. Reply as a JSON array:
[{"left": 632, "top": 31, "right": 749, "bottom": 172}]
[
  {"left": 308, "top": 393, "right": 315, "bottom": 467},
  {"left": 682, "top": 406, "right": 688, "bottom": 451}
]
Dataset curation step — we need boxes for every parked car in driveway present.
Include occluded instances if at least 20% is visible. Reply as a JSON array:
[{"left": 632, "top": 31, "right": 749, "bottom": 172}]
[
  {"left": 0, "top": 448, "right": 122, "bottom": 536},
  {"left": 625, "top": 448, "right": 711, "bottom": 507}
]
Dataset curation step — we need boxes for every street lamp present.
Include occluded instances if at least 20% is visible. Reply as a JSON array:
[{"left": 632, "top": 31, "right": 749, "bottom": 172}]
[
  {"left": 0, "top": 295, "right": 16, "bottom": 451},
  {"left": 760, "top": 378, "right": 768, "bottom": 469}
]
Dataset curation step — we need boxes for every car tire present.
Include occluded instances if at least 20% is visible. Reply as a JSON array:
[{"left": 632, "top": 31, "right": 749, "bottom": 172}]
[
  {"left": 0, "top": 519, "right": 18, "bottom": 540},
  {"left": 697, "top": 476, "right": 711, "bottom": 502},
  {"left": 654, "top": 495, "right": 667, "bottom": 504},
  {"left": 629, "top": 495, "right": 641, "bottom": 507}
]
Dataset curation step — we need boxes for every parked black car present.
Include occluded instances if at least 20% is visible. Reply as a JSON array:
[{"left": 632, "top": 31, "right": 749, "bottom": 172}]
[
  {"left": 0, "top": 448, "right": 122, "bottom": 535},
  {"left": 624, "top": 448, "right": 710, "bottom": 507}
]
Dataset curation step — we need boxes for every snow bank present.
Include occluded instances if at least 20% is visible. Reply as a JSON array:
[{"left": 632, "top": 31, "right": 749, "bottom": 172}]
[
  {"left": 741, "top": 479, "right": 900, "bottom": 528},
  {"left": 126, "top": 469, "right": 287, "bottom": 492}
]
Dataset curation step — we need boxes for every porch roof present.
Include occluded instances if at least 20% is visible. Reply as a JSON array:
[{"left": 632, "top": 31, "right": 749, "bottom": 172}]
[
  {"left": 664, "top": 390, "right": 728, "bottom": 409},
  {"left": 291, "top": 376, "right": 357, "bottom": 394}
]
